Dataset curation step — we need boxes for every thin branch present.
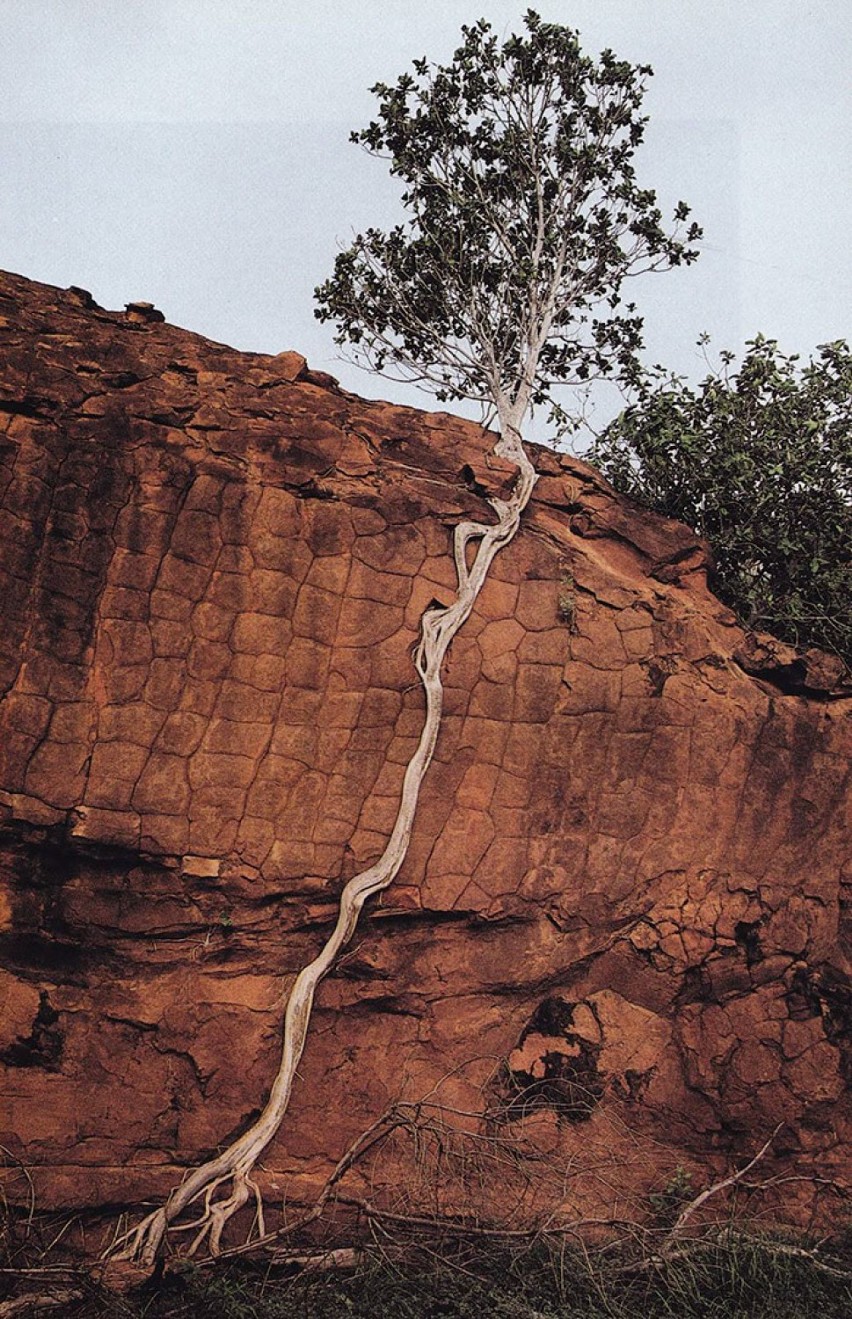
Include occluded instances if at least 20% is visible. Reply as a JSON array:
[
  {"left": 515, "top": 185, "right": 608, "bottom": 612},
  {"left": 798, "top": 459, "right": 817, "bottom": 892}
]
[{"left": 662, "top": 1126, "right": 783, "bottom": 1254}]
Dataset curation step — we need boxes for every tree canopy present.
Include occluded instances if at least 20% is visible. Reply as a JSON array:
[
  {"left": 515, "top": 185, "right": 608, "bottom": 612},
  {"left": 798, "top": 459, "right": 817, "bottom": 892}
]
[
  {"left": 315, "top": 9, "right": 700, "bottom": 430},
  {"left": 589, "top": 337, "right": 852, "bottom": 663}
]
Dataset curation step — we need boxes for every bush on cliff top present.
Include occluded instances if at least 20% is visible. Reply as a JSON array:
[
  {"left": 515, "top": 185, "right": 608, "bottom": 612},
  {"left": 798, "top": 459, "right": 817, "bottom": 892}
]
[{"left": 589, "top": 337, "right": 852, "bottom": 665}]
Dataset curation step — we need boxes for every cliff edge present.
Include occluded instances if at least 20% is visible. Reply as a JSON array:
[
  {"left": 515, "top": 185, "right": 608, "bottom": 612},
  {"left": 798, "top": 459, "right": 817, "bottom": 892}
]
[{"left": 0, "top": 271, "right": 849, "bottom": 1237}]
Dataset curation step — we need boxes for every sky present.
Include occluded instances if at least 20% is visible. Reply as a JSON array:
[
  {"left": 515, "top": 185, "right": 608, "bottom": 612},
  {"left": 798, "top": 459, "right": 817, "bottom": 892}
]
[{"left": 0, "top": 0, "right": 849, "bottom": 443}]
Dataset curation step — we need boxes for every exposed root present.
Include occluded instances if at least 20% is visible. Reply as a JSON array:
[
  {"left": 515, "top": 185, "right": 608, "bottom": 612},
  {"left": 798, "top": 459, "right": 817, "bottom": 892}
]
[{"left": 107, "top": 424, "right": 537, "bottom": 1270}]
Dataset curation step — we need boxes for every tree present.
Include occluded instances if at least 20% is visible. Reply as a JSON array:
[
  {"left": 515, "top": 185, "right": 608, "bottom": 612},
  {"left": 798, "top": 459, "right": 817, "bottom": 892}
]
[
  {"left": 109, "top": 11, "right": 699, "bottom": 1271},
  {"left": 315, "top": 10, "right": 700, "bottom": 438},
  {"left": 589, "top": 337, "right": 852, "bottom": 664}
]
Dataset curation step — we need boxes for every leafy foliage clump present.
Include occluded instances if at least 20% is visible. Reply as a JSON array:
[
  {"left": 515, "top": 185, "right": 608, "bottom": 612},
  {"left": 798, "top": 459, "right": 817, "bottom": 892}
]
[{"left": 590, "top": 337, "right": 852, "bottom": 663}]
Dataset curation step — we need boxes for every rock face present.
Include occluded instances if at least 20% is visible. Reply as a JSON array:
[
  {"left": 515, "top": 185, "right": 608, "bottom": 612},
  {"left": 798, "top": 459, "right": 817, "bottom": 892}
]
[{"left": 0, "top": 271, "right": 849, "bottom": 1234}]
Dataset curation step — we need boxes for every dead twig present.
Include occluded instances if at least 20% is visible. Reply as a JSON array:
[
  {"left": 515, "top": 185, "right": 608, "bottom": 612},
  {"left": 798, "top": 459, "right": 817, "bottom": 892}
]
[{"left": 662, "top": 1125, "right": 783, "bottom": 1256}]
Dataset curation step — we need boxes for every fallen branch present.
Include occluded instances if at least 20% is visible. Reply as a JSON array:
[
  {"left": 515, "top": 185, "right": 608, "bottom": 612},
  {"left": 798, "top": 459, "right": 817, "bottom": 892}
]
[
  {"left": 323, "top": 1194, "right": 636, "bottom": 1246},
  {"left": 0, "top": 1290, "right": 83, "bottom": 1318},
  {"left": 633, "top": 1231, "right": 852, "bottom": 1283}
]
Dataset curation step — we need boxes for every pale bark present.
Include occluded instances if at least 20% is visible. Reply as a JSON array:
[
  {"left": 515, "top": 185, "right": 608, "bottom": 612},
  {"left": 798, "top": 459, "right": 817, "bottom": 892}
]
[{"left": 109, "top": 415, "right": 537, "bottom": 1268}]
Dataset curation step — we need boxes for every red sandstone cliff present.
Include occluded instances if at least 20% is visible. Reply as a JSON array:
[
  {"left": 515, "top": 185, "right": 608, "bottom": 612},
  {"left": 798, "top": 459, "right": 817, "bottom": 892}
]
[{"left": 0, "top": 271, "right": 849, "bottom": 1237}]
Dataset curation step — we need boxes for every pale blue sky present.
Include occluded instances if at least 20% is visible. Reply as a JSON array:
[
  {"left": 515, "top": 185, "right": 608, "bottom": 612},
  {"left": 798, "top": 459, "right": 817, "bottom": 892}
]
[{"left": 1, "top": 1, "right": 849, "bottom": 441}]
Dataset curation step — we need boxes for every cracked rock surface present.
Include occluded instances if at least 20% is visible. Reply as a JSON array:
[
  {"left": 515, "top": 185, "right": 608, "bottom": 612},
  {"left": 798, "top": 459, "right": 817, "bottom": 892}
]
[{"left": 0, "top": 271, "right": 849, "bottom": 1228}]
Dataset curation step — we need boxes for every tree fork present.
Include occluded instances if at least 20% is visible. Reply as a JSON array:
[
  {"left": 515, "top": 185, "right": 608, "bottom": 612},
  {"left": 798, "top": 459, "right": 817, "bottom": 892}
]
[{"left": 106, "top": 417, "right": 537, "bottom": 1271}]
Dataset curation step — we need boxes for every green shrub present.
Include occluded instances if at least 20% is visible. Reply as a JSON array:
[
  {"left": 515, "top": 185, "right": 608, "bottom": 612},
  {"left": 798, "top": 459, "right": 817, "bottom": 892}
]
[{"left": 589, "top": 337, "right": 852, "bottom": 664}]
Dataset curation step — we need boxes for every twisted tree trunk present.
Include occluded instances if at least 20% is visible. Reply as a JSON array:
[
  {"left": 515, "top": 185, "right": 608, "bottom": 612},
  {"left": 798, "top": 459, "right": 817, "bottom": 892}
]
[{"left": 109, "top": 418, "right": 536, "bottom": 1269}]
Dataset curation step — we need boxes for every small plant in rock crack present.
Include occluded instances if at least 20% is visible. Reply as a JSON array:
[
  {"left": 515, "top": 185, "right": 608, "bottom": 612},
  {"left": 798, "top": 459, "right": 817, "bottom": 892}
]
[
  {"left": 649, "top": 1165, "right": 694, "bottom": 1226},
  {"left": 557, "top": 570, "right": 578, "bottom": 631}
]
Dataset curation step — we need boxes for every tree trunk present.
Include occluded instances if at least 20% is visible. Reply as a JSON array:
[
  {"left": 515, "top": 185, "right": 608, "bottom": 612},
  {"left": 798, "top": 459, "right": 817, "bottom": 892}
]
[{"left": 107, "top": 417, "right": 537, "bottom": 1270}]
